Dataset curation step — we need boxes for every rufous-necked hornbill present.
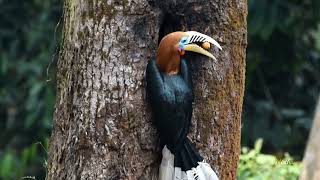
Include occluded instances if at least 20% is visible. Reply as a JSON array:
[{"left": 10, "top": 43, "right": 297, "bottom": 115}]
[{"left": 146, "top": 31, "right": 222, "bottom": 180}]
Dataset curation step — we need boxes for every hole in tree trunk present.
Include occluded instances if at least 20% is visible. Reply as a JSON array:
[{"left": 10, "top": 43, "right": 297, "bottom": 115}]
[{"left": 158, "top": 13, "right": 183, "bottom": 44}]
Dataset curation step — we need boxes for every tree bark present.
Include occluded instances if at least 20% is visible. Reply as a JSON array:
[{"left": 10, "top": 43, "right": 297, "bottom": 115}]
[
  {"left": 300, "top": 97, "right": 320, "bottom": 180},
  {"left": 47, "top": 0, "right": 247, "bottom": 179}
]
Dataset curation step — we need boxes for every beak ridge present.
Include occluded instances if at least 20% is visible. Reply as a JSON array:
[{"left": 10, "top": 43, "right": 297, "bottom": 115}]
[{"left": 185, "top": 31, "right": 222, "bottom": 50}]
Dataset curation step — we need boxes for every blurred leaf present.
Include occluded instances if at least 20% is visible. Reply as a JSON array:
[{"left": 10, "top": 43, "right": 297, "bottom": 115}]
[
  {"left": 0, "top": 151, "right": 15, "bottom": 178},
  {"left": 238, "top": 139, "right": 302, "bottom": 180}
]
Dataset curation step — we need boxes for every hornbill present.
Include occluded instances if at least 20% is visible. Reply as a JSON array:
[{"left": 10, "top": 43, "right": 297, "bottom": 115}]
[{"left": 146, "top": 31, "right": 222, "bottom": 180}]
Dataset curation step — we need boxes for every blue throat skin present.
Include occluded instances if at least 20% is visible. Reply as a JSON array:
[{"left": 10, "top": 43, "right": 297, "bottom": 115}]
[{"left": 146, "top": 58, "right": 203, "bottom": 171}]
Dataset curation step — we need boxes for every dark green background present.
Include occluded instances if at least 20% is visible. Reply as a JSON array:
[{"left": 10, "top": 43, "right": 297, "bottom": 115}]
[{"left": 1, "top": 0, "right": 320, "bottom": 179}]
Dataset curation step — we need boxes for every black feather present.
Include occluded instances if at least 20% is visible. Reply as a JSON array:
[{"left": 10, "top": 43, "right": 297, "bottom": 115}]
[
  {"left": 146, "top": 58, "right": 203, "bottom": 171},
  {"left": 146, "top": 59, "right": 192, "bottom": 151}
]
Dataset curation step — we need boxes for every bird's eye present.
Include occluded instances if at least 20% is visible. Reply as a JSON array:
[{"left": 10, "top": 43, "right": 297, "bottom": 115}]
[{"left": 180, "top": 37, "right": 188, "bottom": 44}]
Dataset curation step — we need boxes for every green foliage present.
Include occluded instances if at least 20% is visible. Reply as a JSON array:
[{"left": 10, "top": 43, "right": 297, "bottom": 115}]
[
  {"left": 243, "top": 0, "right": 320, "bottom": 157},
  {"left": 238, "top": 139, "right": 302, "bottom": 180},
  {"left": 0, "top": 142, "right": 47, "bottom": 180},
  {"left": 0, "top": 0, "right": 61, "bottom": 179}
]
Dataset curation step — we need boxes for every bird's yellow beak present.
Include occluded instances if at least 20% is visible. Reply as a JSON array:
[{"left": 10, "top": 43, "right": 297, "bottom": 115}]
[{"left": 184, "top": 44, "right": 216, "bottom": 60}]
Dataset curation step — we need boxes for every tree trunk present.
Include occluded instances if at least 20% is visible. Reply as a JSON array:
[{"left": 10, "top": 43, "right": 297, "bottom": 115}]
[
  {"left": 300, "top": 97, "right": 320, "bottom": 180},
  {"left": 47, "top": 0, "right": 247, "bottom": 179}
]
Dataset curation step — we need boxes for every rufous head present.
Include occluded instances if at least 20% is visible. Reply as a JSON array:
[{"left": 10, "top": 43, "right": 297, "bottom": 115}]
[{"left": 156, "top": 31, "right": 222, "bottom": 75}]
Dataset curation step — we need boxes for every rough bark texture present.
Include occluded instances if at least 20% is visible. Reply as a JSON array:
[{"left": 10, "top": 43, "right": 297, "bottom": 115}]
[
  {"left": 47, "top": 0, "right": 247, "bottom": 179},
  {"left": 300, "top": 97, "right": 320, "bottom": 180}
]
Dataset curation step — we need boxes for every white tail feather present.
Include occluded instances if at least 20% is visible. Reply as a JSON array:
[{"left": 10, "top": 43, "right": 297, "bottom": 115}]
[
  {"left": 181, "top": 171, "right": 188, "bottom": 180},
  {"left": 193, "top": 166, "right": 207, "bottom": 180},
  {"left": 159, "top": 146, "right": 174, "bottom": 180},
  {"left": 159, "top": 146, "right": 219, "bottom": 180},
  {"left": 174, "top": 167, "right": 181, "bottom": 179},
  {"left": 186, "top": 171, "right": 194, "bottom": 179},
  {"left": 198, "top": 162, "right": 219, "bottom": 180}
]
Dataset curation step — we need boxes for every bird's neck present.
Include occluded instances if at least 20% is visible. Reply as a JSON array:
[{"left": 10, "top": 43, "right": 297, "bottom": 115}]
[
  {"left": 166, "top": 60, "right": 180, "bottom": 75},
  {"left": 161, "top": 54, "right": 181, "bottom": 75}
]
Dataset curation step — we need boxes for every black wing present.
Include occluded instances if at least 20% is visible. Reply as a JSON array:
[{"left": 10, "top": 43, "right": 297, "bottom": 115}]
[{"left": 146, "top": 59, "right": 193, "bottom": 153}]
